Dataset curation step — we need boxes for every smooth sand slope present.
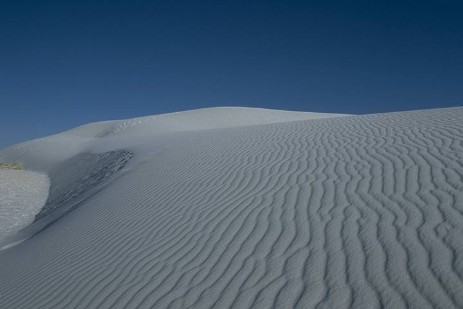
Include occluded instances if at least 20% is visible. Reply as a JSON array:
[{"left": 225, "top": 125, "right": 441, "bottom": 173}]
[{"left": 0, "top": 107, "right": 463, "bottom": 308}]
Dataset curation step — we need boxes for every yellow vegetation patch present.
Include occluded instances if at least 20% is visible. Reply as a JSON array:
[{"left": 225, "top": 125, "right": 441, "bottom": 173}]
[{"left": 0, "top": 162, "right": 24, "bottom": 170}]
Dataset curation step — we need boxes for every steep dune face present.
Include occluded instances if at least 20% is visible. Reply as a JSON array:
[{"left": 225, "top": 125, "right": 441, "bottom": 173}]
[
  {"left": 0, "top": 169, "right": 50, "bottom": 243},
  {"left": 0, "top": 107, "right": 463, "bottom": 308}
]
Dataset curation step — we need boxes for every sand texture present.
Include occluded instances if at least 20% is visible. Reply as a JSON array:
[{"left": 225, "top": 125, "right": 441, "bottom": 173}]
[{"left": 0, "top": 107, "right": 462, "bottom": 308}]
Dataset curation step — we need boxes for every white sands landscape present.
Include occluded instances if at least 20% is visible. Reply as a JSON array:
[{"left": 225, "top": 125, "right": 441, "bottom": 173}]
[{"left": 0, "top": 106, "right": 463, "bottom": 308}]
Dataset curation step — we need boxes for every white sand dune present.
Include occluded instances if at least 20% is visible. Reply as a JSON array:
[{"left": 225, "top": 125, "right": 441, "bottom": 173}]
[
  {"left": 0, "top": 169, "right": 49, "bottom": 244},
  {"left": 0, "top": 107, "right": 463, "bottom": 308}
]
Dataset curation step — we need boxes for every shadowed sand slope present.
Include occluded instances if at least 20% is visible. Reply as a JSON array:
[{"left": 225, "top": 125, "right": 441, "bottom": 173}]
[{"left": 1, "top": 107, "right": 463, "bottom": 308}]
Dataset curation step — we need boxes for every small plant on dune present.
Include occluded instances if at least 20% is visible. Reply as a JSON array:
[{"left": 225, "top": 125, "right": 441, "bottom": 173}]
[{"left": 0, "top": 161, "right": 24, "bottom": 170}]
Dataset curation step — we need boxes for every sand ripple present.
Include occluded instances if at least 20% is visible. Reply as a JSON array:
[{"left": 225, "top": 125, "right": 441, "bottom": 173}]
[{"left": 0, "top": 107, "right": 463, "bottom": 308}]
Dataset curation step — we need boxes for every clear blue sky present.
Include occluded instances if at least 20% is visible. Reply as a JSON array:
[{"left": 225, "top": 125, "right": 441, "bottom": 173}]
[{"left": 1, "top": 0, "right": 462, "bottom": 148}]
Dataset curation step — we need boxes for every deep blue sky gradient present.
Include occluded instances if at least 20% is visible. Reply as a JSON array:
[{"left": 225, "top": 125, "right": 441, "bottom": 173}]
[{"left": 1, "top": 0, "right": 462, "bottom": 147}]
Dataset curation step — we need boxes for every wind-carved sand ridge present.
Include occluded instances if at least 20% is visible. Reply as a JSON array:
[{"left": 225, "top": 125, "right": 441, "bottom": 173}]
[
  {"left": 0, "top": 150, "right": 133, "bottom": 249},
  {"left": 0, "top": 107, "right": 462, "bottom": 308},
  {"left": 0, "top": 169, "right": 50, "bottom": 245}
]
